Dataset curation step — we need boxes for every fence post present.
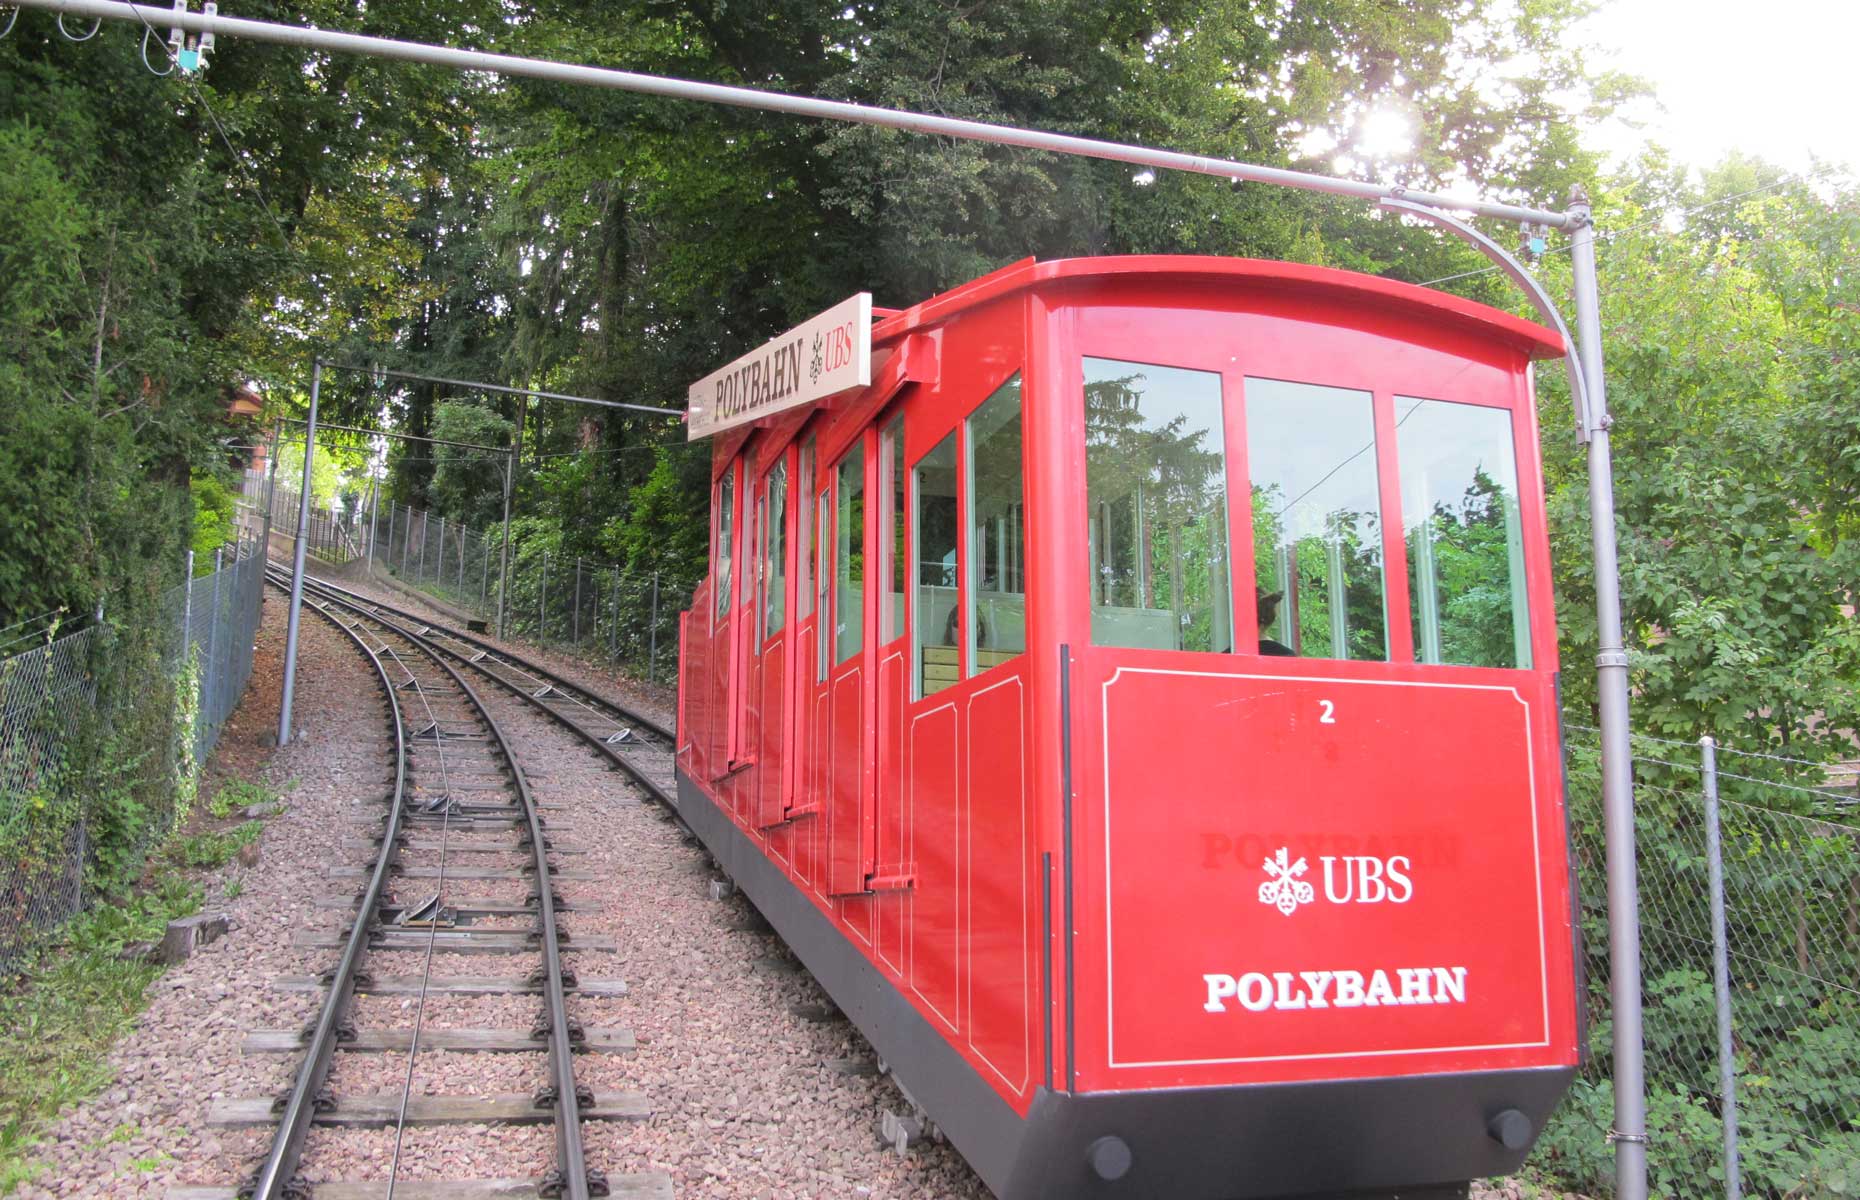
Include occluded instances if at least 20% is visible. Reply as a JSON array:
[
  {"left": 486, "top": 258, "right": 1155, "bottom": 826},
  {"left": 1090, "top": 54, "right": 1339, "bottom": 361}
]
[
  {"left": 458, "top": 528, "right": 467, "bottom": 593},
  {"left": 418, "top": 513, "right": 428, "bottom": 583},
  {"left": 648, "top": 571, "right": 660, "bottom": 683},
  {"left": 481, "top": 535, "right": 491, "bottom": 608},
  {"left": 401, "top": 505, "right": 413, "bottom": 576},
  {"left": 205, "top": 547, "right": 223, "bottom": 746},
  {"left": 181, "top": 549, "right": 196, "bottom": 662},
  {"left": 366, "top": 476, "right": 380, "bottom": 572},
  {"left": 1701, "top": 736, "right": 1741, "bottom": 1200},
  {"left": 573, "top": 558, "right": 583, "bottom": 646},
  {"left": 610, "top": 569, "right": 620, "bottom": 657},
  {"left": 539, "top": 550, "right": 548, "bottom": 642}
]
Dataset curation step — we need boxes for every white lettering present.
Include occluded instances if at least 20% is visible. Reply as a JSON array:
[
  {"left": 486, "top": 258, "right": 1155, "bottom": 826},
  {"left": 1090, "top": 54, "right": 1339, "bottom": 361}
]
[
  {"left": 1318, "top": 854, "right": 1416, "bottom": 905},
  {"left": 1321, "top": 856, "right": 1351, "bottom": 903},
  {"left": 1237, "top": 973, "right": 1274, "bottom": 1012},
  {"left": 1357, "top": 858, "right": 1388, "bottom": 904},
  {"left": 1201, "top": 966, "right": 1469, "bottom": 1014},
  {"left": 1398, "top": 967, "right": 1435, "bottom": 1005},
  {"left": 1272, "top": 972, "right": 1306, "bottom": 1010}
]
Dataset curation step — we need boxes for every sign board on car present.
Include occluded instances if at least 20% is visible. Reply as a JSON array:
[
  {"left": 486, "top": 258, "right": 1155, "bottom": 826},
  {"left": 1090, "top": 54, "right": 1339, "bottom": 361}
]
[{"left": 686, "top": 293, "right": 873, "bottom": 440}]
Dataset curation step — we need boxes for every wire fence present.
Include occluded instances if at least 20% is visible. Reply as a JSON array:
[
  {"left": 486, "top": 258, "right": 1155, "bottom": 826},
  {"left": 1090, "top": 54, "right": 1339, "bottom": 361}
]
[
  {"left": 0, "top": 531, "right": 266, "bottom": 967},
  {"left": 1544, "top": 723, "right": 1860, "bottom": 1198},
  {"left": 366, "top": 495, "right": 694, "bottom": 683},
  {"left": 243, "top": 468, "right": 361, "bottom": 564}
]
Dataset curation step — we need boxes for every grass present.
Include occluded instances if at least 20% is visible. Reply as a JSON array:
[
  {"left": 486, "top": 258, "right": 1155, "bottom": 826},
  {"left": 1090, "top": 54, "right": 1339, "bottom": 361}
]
[
  {"left": 0, "top": 874, "right": 201, "bottom": 1191},
  {"left": 206, "top": 778, "right": 277, "bottom": 820},
  {"left": 0, "top": 769, "right": 283, "bottom": 1191},
  {"left": 160, "top": 822, "right": 261, "bottom": 871}
]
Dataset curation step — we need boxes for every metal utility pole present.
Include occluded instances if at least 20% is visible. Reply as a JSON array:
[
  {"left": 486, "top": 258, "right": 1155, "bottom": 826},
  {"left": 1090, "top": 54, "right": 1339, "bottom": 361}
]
[
  {"left": 366, "top": 473, "right": 380, "bottom": 571},
  {"left": 1569, "top": 185, "right": 1646, "bottom": 1200},
  {"left": 278, "top": 359, "right": 321, "bottom": 747},
  {"left": 497, "top": 395, "right": 524, "bottom": 640}
]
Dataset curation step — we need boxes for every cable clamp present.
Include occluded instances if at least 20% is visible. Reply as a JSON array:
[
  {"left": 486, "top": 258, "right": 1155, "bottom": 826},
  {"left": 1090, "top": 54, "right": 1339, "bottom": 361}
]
[
  {"left": 1596, "top": 650, "right": 1630, "bottom": 669},
  {"left": 1606, "top": 1128, "right": 1649, "bottom": 1145}
]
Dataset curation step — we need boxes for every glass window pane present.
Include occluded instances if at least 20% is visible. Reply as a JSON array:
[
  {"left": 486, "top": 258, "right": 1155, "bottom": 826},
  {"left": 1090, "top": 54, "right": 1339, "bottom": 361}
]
[
  {"left": 913, "top": 432, "right": 960, "bottom": 698},
  {"left": 835, "top": 443, "right": 865, "bottom": 664},
  {"left": 1396, "top": 398, "right": 1531, "bottom": 669},
  {"left": 1084, "top": 358, "right": 1232, "bottom": 653},
  {"left": 968, "top": 375, "right": 1026, "bottom": 676},
  {"left": 764, "top": 460, "right": 787, "bottom": 638},
  {"left": 715, "top": 468, "right": 734, "bottom": 619},
  {"left": 883, "top": 417, "right": 905, "bottom": 643},
  {"left": 1245, "top": 379, "right": 1388, "bottom": 661},
  {"left": 797, "top": 438, "right": 815, "bottom": 618}
]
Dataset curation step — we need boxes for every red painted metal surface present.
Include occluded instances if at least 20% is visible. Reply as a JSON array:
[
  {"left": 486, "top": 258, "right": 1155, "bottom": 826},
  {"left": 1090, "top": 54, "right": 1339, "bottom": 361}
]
[{"left": 675, "top": 256, "right": 1578, "bottom": 1135}]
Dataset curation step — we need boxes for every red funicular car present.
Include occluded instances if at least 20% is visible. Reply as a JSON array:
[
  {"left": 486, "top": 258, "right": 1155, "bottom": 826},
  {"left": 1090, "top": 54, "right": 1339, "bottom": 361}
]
[{"left": 676, "top": 256, "right": 1579, "bottom": 1200}]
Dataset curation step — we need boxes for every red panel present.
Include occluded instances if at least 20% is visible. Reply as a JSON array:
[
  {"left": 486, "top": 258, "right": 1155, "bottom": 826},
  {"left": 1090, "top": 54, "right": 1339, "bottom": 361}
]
[
  {"left": 1074, "top": 653, "right": 1576, "bottom": 1091},
  {"left": 798, "top": 688, "right": 831, "bottom": 897},
  {"left": 788, "top": 621, "right": 818, "bottom": 816},
  {"left": 754, "top": 634, "right": 787, "bottom": 828},
  {"left": 909, "top": 701, "right": 961, "bottom": 1031},
  {"left": 965, "top": 672, "right": 1032, "bottom": 1096},
  {"left": 875, "top": 647, "right": 909, "bottom": 968},
  {"left": 826, "top": 664, "right": 867, "bottom": 894}
]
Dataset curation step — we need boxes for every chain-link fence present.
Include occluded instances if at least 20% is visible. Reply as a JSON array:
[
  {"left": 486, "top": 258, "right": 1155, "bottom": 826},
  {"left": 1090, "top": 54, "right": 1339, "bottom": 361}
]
[
  {"left": 369, "top": 496, "right": 694, "bottom": 683},
  {"left": 1542, "top": 723, "right": 1860, "bottom": 1198},
  {"left": 245, "top": 468, "right": 366, "bottom": 564},
  {"left": 0, "top": 532, "right": 266, "bottom": 967}
]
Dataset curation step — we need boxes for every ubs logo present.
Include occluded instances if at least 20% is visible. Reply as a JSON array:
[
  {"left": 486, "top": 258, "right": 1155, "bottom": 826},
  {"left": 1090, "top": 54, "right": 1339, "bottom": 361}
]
[{"left": 1257, "top": 847, "right": 1413, "bottom": 916}]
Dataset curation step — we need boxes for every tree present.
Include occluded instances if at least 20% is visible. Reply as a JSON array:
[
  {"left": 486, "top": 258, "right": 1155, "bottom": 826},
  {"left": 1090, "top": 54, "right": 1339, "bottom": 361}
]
[
  {"left": 429, "top": 401, "right": 516, "bottom": 530},
  {"left": 1534, "top": 160, "right": 1860, "bottom": 763}
]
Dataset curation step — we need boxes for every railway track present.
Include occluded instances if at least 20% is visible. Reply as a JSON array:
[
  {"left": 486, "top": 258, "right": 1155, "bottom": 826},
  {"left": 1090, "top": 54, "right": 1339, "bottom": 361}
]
[
  {"left": 281, "top": 573, "right": 679, "bottom": 809},
  {"left": 174, "top": 569, "right": 671, "bottom": 1200}
]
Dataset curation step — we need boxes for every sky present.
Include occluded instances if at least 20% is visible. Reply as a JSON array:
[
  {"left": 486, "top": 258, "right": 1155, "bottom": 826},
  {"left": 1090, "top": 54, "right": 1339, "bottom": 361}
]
[{"left": 1577, "top": 0, "right": 1858, "bottom": 176}]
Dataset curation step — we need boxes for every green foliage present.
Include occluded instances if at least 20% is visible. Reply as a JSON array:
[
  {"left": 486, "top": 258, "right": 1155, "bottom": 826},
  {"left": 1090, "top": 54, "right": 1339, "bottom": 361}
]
[
  {"left": 275, "top": 444, "right": 353, "bottom": 511},
  {"left": 0, "top": 872, "right": 200, "bottom": 1187},
  {"left": 1536, "top": 163, "right": 1860, "bottom": 760},
  {"left": 188, "top": 474, "right": 237, "bottom": 571},
  {"left": 160, "top": 822, "right": 260, "bottom": 871},
  {"left": 206, "top": 779, "right": 275, "bottom": 821},
  {"left": 428, "top": 402, "right": 516, "bottom": 530}
]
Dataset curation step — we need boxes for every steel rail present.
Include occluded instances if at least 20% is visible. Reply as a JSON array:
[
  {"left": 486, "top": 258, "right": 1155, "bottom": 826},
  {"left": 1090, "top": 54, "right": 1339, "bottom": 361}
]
[
  {"left": 292, "top": 575, "right": 678, "bottom": 804},
  {"left": 272, "top": 571, "right": 597, "bottom": 1199},
  {"left": 295, "top": 574, "right": 674, "bottom": 744},
  {"left": 249, "top": 577, "right": 408, "bottom": 1200}
]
